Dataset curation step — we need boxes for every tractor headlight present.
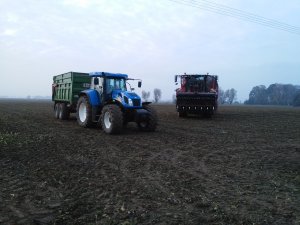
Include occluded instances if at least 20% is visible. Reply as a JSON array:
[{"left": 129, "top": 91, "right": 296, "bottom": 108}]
[{"left": 128, "top": 98, "right": 133, "bottom": 106}]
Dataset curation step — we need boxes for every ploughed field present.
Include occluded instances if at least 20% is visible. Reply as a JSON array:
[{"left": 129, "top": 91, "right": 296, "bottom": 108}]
[{"left": 0, "top": 99, "right": 299, "bottom": 225}]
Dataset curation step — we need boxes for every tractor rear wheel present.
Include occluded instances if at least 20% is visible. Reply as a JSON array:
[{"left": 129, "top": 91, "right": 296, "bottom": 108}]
[
  {"left": 76, "top": 96, "right": 93, "bottom": 127},
  {"left": 54, "top": 103, "right": 60, "bottom": 119},
  {"left": 101, "top": 104, "right": 123, "bottom": 134},
  {"left": 137, "top": 105, "right": 157, "bottom": 132},
  {"left": 59, "top": 103, "right": 69, "bottom": 120}
]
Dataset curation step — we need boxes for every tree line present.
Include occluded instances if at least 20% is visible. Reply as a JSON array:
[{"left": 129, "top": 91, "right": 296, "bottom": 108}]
[
  {"left": 142, "top": 89, "right": 162, "bottom": 103},
  {"left": 244, "top": 84, "right": 300, "bottom": 106},
  {"left": 218, "top": 88, "right": 238, "bottom": 104}
]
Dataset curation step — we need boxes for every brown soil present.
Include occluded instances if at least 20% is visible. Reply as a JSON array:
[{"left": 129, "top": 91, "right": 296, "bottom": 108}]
[{"left": 0, "top": 99, "right": 299, "bottom": 225}]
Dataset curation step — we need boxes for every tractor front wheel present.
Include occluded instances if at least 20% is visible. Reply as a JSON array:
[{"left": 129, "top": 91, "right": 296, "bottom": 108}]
[
  {"left": 101, "top": 104, "right": 123, "bottom": 134},
  {"left": 137, "top": 105, "right": 157, "bottom": 132}
]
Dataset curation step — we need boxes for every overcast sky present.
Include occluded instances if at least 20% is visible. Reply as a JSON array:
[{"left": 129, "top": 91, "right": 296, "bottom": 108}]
[{"left": 1, "top": 0, "right": 299, "bottom": 101}]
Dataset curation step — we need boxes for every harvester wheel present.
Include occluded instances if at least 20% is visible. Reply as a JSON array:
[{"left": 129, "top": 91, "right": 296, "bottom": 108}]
[
  {"left": 54, "top": 103, "right": 60, "bottom": 119},
  {"left": 76, "top": 96, "right": 93, "bottom": 127},
  {"left": 59, "top": 103, "right": 69, "bottom": 120},
  {"left": 101, "top": 104, "right": 123, "bottom": 134},
  {"left": 178, "top": 111, "right": 187, "bottom": 118},
  {"left": 137, "top": 105, "right": 157, "bottom": 132}
]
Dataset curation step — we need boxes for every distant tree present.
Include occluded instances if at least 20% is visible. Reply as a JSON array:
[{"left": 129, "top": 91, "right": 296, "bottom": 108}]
[
  {"left": 141, "top": 90, "right": 150, "bottom": 101},
  {"left": 153, "top": 88, "right": 162, "bottom": 103},
  {"left": 218, "top": 88, "right": 226, "bottom": 104},
  {"left": 245, "top": 83, "right": 298, "bottom": 105},
  {"left": 247, "top": 85, "right": 268, "bottom": 105},
  {"left": 228, "top": 88, "right": 237, "bottom": 104},
  {"left": 218, "top": 87, "right": 237, "bottom": 104},
  {"left": 293, "top": 92, "right": 300, "bottom": 107}
]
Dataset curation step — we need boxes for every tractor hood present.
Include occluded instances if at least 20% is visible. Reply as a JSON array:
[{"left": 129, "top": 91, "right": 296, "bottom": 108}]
[{"left": 112, "top": 90, "right": 142, "bottom": 108}]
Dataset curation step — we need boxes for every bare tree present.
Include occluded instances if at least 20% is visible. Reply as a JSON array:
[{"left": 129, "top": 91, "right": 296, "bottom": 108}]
[
  {"left": 153, "top": 88, "right": 162, "bottom": 103},
  {"left": 218, "top": 88, "right": 225, "bottom": 104},
  {"left": 228, "top": 88, "right": 237, "bottom": 104},
  {"left": 141, "top": 90, "right": 150, "bottom": 101},
  {"left": 219, "top": 88, "right": 237, "bottom": 104}
]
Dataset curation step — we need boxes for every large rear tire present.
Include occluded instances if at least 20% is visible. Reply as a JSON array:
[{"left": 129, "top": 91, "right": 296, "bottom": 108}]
[
  {"left": 76, "top": 96, "right": 93, "bottom": 127},
  {"left": 137, "top": 105, "right": 157, "bottom": 132},
  {"left": 59, "top": 103, "right": 69, "bottom": 120},
  {"left": 101, "top": 104, "right": 123, "bottom": 134}
]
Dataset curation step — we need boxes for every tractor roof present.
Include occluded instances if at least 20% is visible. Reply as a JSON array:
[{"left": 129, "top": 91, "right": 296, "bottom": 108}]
[{"left": 89, "top": 72, "right": 128, "bottom": 79}]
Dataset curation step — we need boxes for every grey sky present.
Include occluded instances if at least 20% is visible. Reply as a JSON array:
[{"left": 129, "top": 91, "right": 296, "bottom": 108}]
[{"left": 1, "top": 0, "right": 299, "bottom": 101}]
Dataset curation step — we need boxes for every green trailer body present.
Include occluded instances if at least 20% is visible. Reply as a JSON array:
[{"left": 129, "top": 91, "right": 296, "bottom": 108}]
[{"left": 52, "top": 72, "right": 90, "bottom": 105}]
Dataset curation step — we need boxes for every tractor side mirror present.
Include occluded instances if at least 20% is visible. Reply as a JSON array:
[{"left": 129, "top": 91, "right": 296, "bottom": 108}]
[
  {"left": 94, "top": 78, "right": 99, "bottom": 85},
  {"left": 138, "top": 81, "right": 142, "bottom": 88}
]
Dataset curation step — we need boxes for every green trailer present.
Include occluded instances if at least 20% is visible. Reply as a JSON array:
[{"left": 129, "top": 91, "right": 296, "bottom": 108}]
[{"left": 52, "top": 72, "right": 91, "bottom": 119}]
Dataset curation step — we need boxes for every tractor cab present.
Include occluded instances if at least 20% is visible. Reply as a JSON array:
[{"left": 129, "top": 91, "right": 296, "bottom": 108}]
[{"left": 89, "top": 72, "right": 142, "bottom": 108}]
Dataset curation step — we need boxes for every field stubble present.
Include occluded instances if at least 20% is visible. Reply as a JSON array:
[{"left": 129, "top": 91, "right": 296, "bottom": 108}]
[{"left": 0, "top": 99, "right": 299, "bottom": 225}]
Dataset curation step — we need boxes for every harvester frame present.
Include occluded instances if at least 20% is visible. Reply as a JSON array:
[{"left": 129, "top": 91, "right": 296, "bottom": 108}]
[{"left": 175, "top": 73, "right": 219, "bottom": 117}]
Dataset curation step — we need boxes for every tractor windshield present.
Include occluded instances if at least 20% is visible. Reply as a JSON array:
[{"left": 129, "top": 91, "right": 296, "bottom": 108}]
[{"left": 106, "top": 77, "right": 127, "bottom": 93}]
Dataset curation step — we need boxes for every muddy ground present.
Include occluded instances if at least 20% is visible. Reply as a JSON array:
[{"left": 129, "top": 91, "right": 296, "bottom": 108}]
[{"left": 0, "top": 99, "right": 299, "bottom": 225}]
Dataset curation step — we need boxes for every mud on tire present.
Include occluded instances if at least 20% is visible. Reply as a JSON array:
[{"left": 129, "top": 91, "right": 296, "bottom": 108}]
[
  {"left": 137, "top": 105, "right": 158, "bottom": 132},
  {"left": 101, "top": 104, "right": 123, "bottom": 134},
  {"left": 76, "top": 96, "right": 93, "bottom": 127},
  {"left": 59, "top": 103, "right": 69, "bottom": 120}
]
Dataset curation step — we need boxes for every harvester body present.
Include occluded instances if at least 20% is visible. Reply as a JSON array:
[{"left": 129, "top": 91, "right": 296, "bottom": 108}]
[{"left": 175, "top": 74, "right": 218, "bottom": 117}]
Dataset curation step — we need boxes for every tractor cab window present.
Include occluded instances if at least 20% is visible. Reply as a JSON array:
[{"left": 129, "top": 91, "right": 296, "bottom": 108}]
[{"left": 106, "top": 78, "right": 127, "bottom": 93}]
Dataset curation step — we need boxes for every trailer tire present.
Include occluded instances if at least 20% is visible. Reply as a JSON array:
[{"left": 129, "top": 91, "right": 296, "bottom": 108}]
[
  {"left": 76, "top": 96, "right": 93, "bottom": 127},
  {"left": 59, "top": 103, "right": 69, "bottom": 120},
  {"left": 137, "top": 105, "right": 157, "bottom": 132},
  {"left": 101, "top": 104, "right": 123, "bottom": 134},
  {"left": 54, "top": 103, "right": 60, "bottom": 119}
]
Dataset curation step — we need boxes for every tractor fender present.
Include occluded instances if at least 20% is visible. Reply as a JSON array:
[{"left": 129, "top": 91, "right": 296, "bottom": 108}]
[{"left": 79, "top": 90, "right": 101, "bottom": 107}]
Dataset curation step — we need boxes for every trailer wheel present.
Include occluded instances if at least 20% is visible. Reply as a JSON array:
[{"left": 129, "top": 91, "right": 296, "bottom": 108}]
[
  {"left": 76, "top": 96, "right": 93, "bottom": 127},
  {"left": 137, "top": 105, "right": 157, "bottom": 132},
  {"left": 59, "top": 103, "right": 69, "bottom": 120},
  {"left": 54, "top": 103, "right": 60, "bottom": 119},
  {"left": 101, "top": 104, "right": 123, "bottom": 134}
]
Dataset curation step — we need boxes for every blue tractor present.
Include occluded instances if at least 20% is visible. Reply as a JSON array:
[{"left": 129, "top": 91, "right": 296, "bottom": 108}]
[
  {"left": 52, "top": 71, "right": 157, "bottom": 134},
  {"left": 77, "top": 72, "right": 158, "bottom": 134}
]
